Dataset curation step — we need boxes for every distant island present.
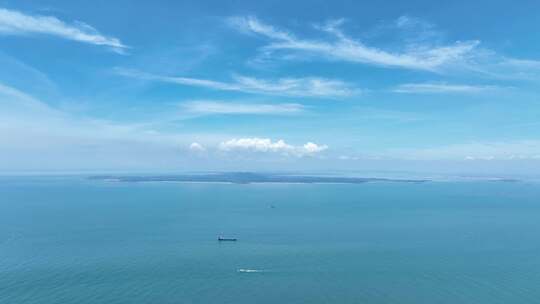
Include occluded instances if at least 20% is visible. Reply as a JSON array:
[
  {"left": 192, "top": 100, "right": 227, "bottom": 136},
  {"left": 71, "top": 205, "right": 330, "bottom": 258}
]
[{"left": 89, "top": 172, "right": 428, "bottom": 184}]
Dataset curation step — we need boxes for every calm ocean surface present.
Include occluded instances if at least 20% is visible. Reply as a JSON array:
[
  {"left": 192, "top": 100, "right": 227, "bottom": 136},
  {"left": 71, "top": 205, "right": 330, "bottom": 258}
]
[{"left": 1, "top": 176, "right": 540, "bottom": 304}]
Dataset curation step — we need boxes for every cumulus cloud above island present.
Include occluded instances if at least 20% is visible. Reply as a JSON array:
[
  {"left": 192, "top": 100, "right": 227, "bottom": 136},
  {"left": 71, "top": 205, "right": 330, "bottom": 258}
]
[{"left": 189, "top": 137, "right": 328, "bottom": 157}]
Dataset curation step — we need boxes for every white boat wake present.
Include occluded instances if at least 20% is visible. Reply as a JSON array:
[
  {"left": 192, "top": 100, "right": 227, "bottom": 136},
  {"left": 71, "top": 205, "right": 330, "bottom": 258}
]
[{"left": 237, "top": 268, "right": 265, "bottom": 273}]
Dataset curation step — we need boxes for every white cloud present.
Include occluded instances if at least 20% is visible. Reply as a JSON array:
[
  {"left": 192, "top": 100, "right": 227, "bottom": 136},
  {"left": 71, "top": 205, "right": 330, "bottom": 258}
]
[
  {"left": 303, "top": 142, "right": 328, "bottom": 153},
  {"left": 464, "top": 155, "right": 495, "bottom": 161},
  {"left": 469, "top": 57, "right": 540, "bottom": 81},
  {"left": 395, "top": 140, "right": 540, "bottom": 161},
  {"left": 218, "top": 137, "right": 327, "bottom": 157},
  {"left": 220, "top": 138, "right": 291, "bottom": 152},
  {"left": 182, "top": 100, "right": 305, "bottom": 115},
  {"left": 189, "top": 142, "right": 206, "bottom": 152},
  {"left": 393, "top": 83, "right": 499, "bottom": 94},
  {"left": 395, "top": 16, "right": 418, "bottom": 28},
  {"left": 230, "top": 16, "right": 540, "bottom": 80},
  {"left": 116, "top": 68, "right": 357, "bottom": 97},
  {"left": 229, "top": 16, "right": 479, "bottom": 71},
  {"left": 0, "top": 83, "right": 330, "bottom": 170},
  {"left": 0, "top": 7, "right": 127, "bottom": 53}
]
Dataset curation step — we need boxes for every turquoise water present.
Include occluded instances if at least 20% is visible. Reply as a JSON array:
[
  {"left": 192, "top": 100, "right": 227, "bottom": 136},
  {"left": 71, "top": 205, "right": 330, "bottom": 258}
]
[{"left": 1, "top": 177, "right": 540, "bottom": 304}]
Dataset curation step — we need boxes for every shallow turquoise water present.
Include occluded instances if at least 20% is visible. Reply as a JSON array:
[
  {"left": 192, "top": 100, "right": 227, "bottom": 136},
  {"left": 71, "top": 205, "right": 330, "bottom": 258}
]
[{"left": 1, "top": 177, "right": 540, "bottom": 303}]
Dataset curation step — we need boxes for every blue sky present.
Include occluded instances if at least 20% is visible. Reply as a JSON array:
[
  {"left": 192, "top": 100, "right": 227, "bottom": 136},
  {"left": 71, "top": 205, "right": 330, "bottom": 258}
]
[{"left": 1, "top": 0, "right": 539, "bottom": 176}]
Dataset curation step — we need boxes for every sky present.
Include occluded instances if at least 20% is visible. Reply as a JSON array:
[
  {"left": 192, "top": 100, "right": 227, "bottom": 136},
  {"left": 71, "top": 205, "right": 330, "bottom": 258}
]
[{"left": 0, "top": 0, "right": 539, "bottom": 176}]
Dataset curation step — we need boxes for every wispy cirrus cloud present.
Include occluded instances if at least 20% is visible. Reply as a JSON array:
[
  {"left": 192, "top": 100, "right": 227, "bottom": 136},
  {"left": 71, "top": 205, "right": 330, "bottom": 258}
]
[
  {"left": 229, "top": 16, "right": 540, "bottom": 80},
  {"left": 469, "top": 57, "right": 540, "bottom": 81},
  {"left": 229, "top": 16, "right": 479, "bottom": 71},
  {"left": 116, "top": 68, "right": 357, "bottom": 98},
  {"left": 0, "top": 7, "right": 127, "bottom": 53},
  {"left": 393, "top": 82, "right": 501, "bottom": 94},
  {"left": 182, "top": 100, "right": 305, "bottom": 115}
]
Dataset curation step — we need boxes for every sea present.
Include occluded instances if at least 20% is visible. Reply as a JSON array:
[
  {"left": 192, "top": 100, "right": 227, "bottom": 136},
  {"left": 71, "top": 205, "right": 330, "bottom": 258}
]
[{"left": 1, "top": 175, "right": 540, "bottom": 304}]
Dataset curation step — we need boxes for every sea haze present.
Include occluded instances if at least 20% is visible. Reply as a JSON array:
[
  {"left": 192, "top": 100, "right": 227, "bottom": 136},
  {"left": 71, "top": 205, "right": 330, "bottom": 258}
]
[{"left": 1, "top": 176, "right": 540, "bottom": 304}]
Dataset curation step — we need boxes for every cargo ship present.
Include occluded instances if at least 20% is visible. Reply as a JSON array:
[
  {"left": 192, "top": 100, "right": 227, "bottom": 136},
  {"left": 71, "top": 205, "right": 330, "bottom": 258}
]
[{"left": 218, "top": 236, "right": 237, "bottom": 241}]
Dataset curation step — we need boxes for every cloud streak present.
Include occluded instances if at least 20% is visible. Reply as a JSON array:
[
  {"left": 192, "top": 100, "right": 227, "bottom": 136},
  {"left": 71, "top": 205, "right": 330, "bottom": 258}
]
[
  {"left": 230, "top": 16, "right": 540, "bottom": 80},
  {"left": 117, "top": 68, "right": 357, "bottom": 97},
  {"left": 229, "top": 16, "right": 479, "bottom": 71},
  {"left": 393, "top": 83, "right": 500, "bottom": 94},
  {"left": 181, "top": 100, "right": 305, "bottom": 115},
  {"left": 0, "top": 7, "right": 127, "bottom": 53}
]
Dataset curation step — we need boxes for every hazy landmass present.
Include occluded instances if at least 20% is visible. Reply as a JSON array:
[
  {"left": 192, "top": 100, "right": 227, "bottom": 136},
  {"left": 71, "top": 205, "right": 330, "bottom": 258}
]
[{"left": 89, "top": 172, "right": 428, "bottom": 184}]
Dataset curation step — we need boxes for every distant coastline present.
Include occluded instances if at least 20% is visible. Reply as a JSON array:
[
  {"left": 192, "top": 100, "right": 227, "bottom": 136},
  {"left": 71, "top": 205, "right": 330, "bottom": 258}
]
[{"left": 89, "top": 172, "right": 428, "bottom": 184}]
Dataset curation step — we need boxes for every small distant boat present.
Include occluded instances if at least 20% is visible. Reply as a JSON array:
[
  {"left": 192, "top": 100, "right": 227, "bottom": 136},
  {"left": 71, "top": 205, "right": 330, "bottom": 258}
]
[{"left": 218, "top": 236, "right": 237, "bottom": 241}]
